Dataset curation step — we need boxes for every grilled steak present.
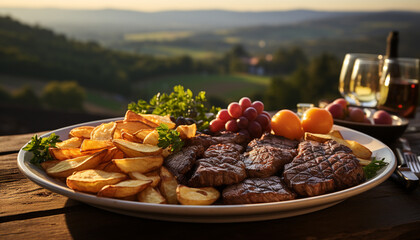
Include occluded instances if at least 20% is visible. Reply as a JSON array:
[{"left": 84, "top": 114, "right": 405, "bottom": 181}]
[
  {"left": 188, "top": 156, "right": 247, "bottom": 187},
  {"left": 164, "top": 145, "right": 204, "bottom": 184},
  {"left": 186, "top": 132, "right": 250, "bottom": 149},
  {"left": 243, "top": 133, "right": 298, "bottom": 178},
  {"left": 203, "top": 143, "right": 244, "bottom": 160},
  {"left": 222, "top": 176, "right": 296, "bottom": 204},
  {"left": 283, "top": 140, "right": 365, "bottom": 197}
]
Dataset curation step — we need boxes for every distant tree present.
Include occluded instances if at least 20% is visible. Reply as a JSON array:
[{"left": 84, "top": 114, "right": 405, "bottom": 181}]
[
  {"left": 13, "top": 85, "right": 40, "bottom": 107},
  {"left": 271, "top": 46, "right": 308, "bottom": 75},
  {"left": 223, "top": 44, "right": 249, "bottom": 73},
  {"left": 264, "top": 76, "right": 300, "bottom": 110},
  {"left": 42, "top": 81, "right": 86, "bottom": 111}
]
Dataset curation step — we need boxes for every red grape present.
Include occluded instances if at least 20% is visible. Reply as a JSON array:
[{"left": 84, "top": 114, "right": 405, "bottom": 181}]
[
  {"left": 325, "top": 103, "right": 344, "bottom": 119},
  {"left": 217, "top": 109, "right": 231, "bottom": 122},
  {"left": 348, "top": 107, "right": 365, "bottom": 122},
  {"left": 333, "top": 98, "right": 348, "bottom": 110},
  {"left": 238, "top": 129, "right": 250, "bottom": 138},
  {"left": 236, "top": 116, "right": 249, "bottom": 129},
  {"left": 239, "top": 97, "right": 252, "bottom": 112},
  {"left": 243, "top": 107, "right": 258, "bottom": 121},
  {"left": 265, "top": 122, "right": 272, "bottom": 133},
  {"left": 373, "top": 110, "right": 393, "bottom": 125},
  {"left": 248, "top": 121, "right": 262, "bottom": 138},
  {"left": 251, "top": 101, "right": 264, "bottom": 114},
  {"left": 209, "top": 119, "right": 225, "bottom": 132},
  {"left": 228, "top": 102, "right": 242, "bottom": 118},
  {"left": 261, "top": 111, "right": 271, "bottom": 119},
  {"left": 255, "top": 114, "right": 270, "bottom": 128},
  {"left": 363, "top": 116, "right": 372, "bottom": 124},
  {"left": 225, "top": 119, "right": 239, "bottom": 132}
]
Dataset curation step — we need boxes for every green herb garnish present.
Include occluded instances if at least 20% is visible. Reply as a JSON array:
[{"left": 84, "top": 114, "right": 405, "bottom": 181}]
[
  {"left": 363, "top": 157, "right": 388, "bottom": 179},
  {"left": 23, "top": 133, "right": 61, "bottom": 165},
  {"left": 156, "top": 124, "right": 184, "bottom": 153},
  {"left": 128, "top": 85, "right": 220, "bottom": 130}
]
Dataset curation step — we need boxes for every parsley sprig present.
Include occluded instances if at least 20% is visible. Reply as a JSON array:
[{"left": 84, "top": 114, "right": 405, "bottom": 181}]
[
  {"left": 23, "top": 133, "right": 61, "bottom": 165},
  {"left": 128, "top": 85, "right": 220, "bottom": 130},
  {"left": 156, "top": 124, "right": 184, "bottom": 153},
  {"left": 363, "top": 157, "right": 388, "bottom": 179}
]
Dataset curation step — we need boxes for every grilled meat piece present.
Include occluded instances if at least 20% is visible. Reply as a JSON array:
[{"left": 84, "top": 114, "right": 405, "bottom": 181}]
[
  {"left": 222, "top": 176, "right": 296, "bottom": 204},
  {"left": 188, "top": 156, "right": 247, "bottom": 187},
  {"left": 203, "top": 143, "right": 244, "bottom": 160},
  {"left": 186, "top": 132, "right": 250, "bottom": 149},
  {"left": 164, "top": 145, "right": 204, "bottom": 184},
  {"left": 283, "top": 140, "right": 365, "bottom": 197},
  {"left": 247, "top": 133, "right": 299, "bottom": 150}
]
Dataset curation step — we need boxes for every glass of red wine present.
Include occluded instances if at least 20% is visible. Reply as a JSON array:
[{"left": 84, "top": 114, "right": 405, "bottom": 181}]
[{"left": 377, "top": 58, "right": 420, "bottom": 118}]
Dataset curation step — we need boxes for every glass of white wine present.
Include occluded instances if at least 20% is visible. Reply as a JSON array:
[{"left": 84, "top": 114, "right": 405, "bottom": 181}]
[
  {"left": 339, "top": 53, "right": 382, "bottom": 105},
  {"left": 349, "top": 57, "right": 382, "bottom": 107}
]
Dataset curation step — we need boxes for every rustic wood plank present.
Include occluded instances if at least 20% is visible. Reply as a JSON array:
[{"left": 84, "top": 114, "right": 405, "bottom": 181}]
[{"left": 0, "top": 132, "right": 47, "bottom": 154}]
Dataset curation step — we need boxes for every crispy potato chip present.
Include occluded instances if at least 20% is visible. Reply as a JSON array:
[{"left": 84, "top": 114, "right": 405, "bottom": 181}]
[
  {"left": 66, "top": 169, "right": 127, "bottom": 193},
  {"left": 46, "top": 149, "right": 107, "bottom": 178},
  {"left": 49, "top": 148, "right": 97, "bottom": 161},
  {"left": 69, "top": 126, "right": 94, "bottom": 139},
  {"left": 159, "top": 166, "right": 178, "bottom": 204},
  {"left": 140, "top": 114, "right": 176, "bottom": 129},
  {"left": 116, "top": 120, "right": 153, "bottom": 135},
  {"left": 91, "top": 122, "right": 117, "bottom": 140},
  {"left": 176, "top": 185, "right": 220, "bottom": 205},
  {"left": 137, "top": 187, "right": 166, "bottom": 204},
  {"left": 176, "top": 124, "right": 196, "bottom": 139},
  {"left": 134, "top": 129, "right": 155, "bottom": 142},
  {"left": 124, "top": 110, "right": 159, "bottom": 127},
  {"left": 56, "top": 137, "right": 83, "bottom": 149},
  {"left": 112, "top": 139, "right": 162, "bottom": 157},
  {"left": 143, "top": 130, "right": 159, "bottom": 145},
  {"left": 97, "top": 179, "right": 152, "bottom": 198},
  {"left": 129, "top": 171, "right": 160, "bottom": 187},
  {"left": 113, "top": 156, "right": 163, "bottom": 173},
  {"left": 81, "top": 139, "right": 114, "bottom": 152}
]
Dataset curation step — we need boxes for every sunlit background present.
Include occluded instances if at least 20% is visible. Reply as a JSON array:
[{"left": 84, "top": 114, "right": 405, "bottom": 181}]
[{"left": 0, "top": 0, "right": 419, "bottom": 134}]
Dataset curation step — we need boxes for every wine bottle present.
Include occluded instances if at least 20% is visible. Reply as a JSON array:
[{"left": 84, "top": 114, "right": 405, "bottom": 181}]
[{"left": 386, "top": 31, "right": 400, "bottom": 77}]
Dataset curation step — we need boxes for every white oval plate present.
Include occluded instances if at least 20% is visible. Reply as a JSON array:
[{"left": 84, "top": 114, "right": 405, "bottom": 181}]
[{"left": 17, "top": 118, "right": 396, "bottom": 223}]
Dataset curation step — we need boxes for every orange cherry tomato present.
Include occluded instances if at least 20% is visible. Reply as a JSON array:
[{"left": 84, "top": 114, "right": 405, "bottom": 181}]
[
  {"left": 301, "top": 107, "right": 333, "bottom": 134},
  {"left": 271, "top": 110, "right": 304, "bottom": 140}
]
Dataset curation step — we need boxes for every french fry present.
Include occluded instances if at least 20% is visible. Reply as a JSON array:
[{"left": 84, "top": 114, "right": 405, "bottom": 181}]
[
  {"left": 91, "top": 122, "right": 116, "bottom": 140},
  {"left": 97, "top": 179, "right": 152, "bottom": 198},
  {"left": 81, "top": 139, "right": 114, "bottom": 152},
  {"left": 113, "top": 156, "right": 163, "bottom": 173},
  {"left": 112, "top": 139, "right": 162, "bottom": 157},
  {"left": 66, "top": 169, "right": 127, "bottom": 193},
  {"left": 176, "top": 185, "right": 220, "bottom": 205},
  {"left": 137, "top": 186, "right": 166, "bottom": 204},
  {"left": 159, "top": 166, "right": 178, "bottom": 204},
  {"left": 69, "top": 126, "right": 94, "bottom": 139},
  {"left": 56, "top": 137, "right": 83, "bottom": 149}
]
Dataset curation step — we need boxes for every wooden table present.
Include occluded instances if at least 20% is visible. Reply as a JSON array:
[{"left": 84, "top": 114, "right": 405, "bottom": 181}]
[{"left": 1, "top": 125, "right": 420, "bottom": 240}]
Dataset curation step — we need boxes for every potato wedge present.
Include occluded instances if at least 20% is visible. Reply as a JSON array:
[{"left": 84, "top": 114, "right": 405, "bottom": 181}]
[
  {"left": 134, "top": 129, "right": 155, "bottom": 142},
  {"left": 143, "top": 130, "right": 159, "bottom": 145},
  {"left": 159, "top": 167, "right": 178, "bottom": 204},
  {"left": 69, "top": 126, "right": 94, "bottom": 139},
  {"left": 121, "top": 130, "right": 141, "bottom": 142},
  {"left": 102, "top": 161, "right": 124, "bottom": 173},
  {"left": 102, "top": 147, "right": 121, "bottom": 163},
  {"left": 129, "top": 171, "right": 160, "bottom": 187},
  {"left": 357, "top": 158, "right": 371, "bottom": 166},
  {"left": 112, "top": 139, "right": 162, "bottom": 157},
  {"left": 176, "top": 185, "right": 220, "bottom": 205},
  {"left": 137, "top": 187, "right": 166, "bottom": 204},
  {"left": 161, "top": 147, "right": 171, "bottom": 158},
  {"left": 56, "top": 137, "right": 83, "bottom": 149},
  {"left": 124, "top": 110, "right": 159, "bottom": 127},
  {"left": 81, "top": 139, "right": 114, "bottom": 152},
  {"left": 40, "top": 160, "right": 60, "bottom": 170},
  {"left": 49, "top": 148, "right": 97, "bottom": 161},
  {"left": 140, "top": 114, "right": 176, "bottom": 129},
  {"left": 91, "top": 122, "right": 117, "bottom": 140},
  {"left": 97, "top": 179, "right": 152, "bottom": 198},
  {"left": 329, "top": 130, "right": 344, "bottom": 140},
  {"left": 176, "top": 124, "right": 196, "bottom": 139},
  {"left": 66, "top": 169, "right": 127, "bottom": 193},
  {"left": 46, "top": 149, "right": 107, "bottom": 178},
  {"left": 116, "top": 120, "right": 153, "bottom": 135},
  {"left": 113, "top": 156, "right": 163, "bottom": 173}
]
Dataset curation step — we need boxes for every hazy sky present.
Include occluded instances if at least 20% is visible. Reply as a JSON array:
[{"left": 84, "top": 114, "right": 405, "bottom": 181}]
[{"left": 1, "top": 0, "right": 419, "bottom": 12}]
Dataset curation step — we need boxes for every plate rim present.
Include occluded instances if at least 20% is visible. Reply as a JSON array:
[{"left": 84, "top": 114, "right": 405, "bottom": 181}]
[{"left": 17, "top": 118, "right": 397, "bottom": 221}]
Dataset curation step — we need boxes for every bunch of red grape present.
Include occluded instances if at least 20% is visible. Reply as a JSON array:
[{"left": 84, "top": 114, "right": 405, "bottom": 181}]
[{"left": 209, "top": 97, "right": 271, "bottom": 138}]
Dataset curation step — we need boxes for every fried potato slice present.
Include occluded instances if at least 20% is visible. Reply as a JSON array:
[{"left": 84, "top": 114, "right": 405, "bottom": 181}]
[
  {"left": 176, "top": 124, "right": 196, "bottom": 139},
  {"left": 143, "top": 130, "right": 159, "bottom": 145},
  {"left": 121, "top": 130, "right": 141, "bottom": 142},
  {"left": 102, "top": 161, "right": 124, "bottom": 173},
  {"left": 124, "top": 110, "right": 159, "bottom": 128},
  {"left": 129, "top": 171, "right": 160, "bottom": 187},
  {"left": 56, "top": 137, "right": 83, "bottom": 149},
  {"left": 66, "top": 169, "right": 127, "bottom": 193},
  {"left": 46, "top": 149, "right": 107, "bottom": 178},
  {"left": 49, "top": 148, "right": 98, "bottom": 161},
  {"left": 102, "top": 147, "right": 121, "bottom": 163},
  {"left": 161, "top": 147, "right": 171, "bottom": 158},
  {"left": 134, "top": 129, "right": 155, "bottom": 142},
  {"left": 137, "top": 187, "right": 166, "bottom": 204},
  {"left": 81, "top": 139, "right": 114, "bottom": 152},
  {"left": 329, "top": 130, "right": 344, "bottom": 140},
  {"left": 69, "top": 126, "right": 94, "bottom": 139},
  {"left": 176, "top": 185, "right": 220, "bottom": 205},
  {"left": 97, "top": 179, "right": 152, "bottom": 198},
  {"left": 140, "top": 114, "right": 176, "bottom": 129},
  {"left": 112, "top": 139, "right": 162, "bottom": 157},
  {"left": 113, "top": 156, "right": 163, "bottom": 173},
  {"left": 41, "top": 160, "right": 60, "bottom": 170},
  {"left": 91, "top": 122, "right": 117, "bottom": 140},
  {"left": 116, "top": 120, "right": 153, "bottom": 135},
  {"left": 159, "top": 166, "right": 178, "bottom": 204}
]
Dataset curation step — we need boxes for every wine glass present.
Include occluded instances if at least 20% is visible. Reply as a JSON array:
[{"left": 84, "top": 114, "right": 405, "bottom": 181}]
[
  {"left": 349, "top": 58, "right": 382, "bottom": 107},
  {"left": 377, "top": 58, "right": 420, "bottom": 118},
  {"left": 339, "top": 53, "right": 382, "bottom": 105}
]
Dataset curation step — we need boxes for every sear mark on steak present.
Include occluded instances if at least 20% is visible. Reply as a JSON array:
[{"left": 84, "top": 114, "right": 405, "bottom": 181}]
[
  {"left": 164, "top": 145, "right": 204, "bottom": 185},
  {"left": 188, "top": 156, "right": 247, "bottom": 187},
  {"left": 204, "top": 143, "right": 244, "bottom": 160},
  {"left": 283, "top": 140, "right": 365, "bottom": 197},
  {"left": 247, "top": 133, "right": 299, "bottom": 150},
  {"left": 186, "top": 132, "right": 250, "bottom": 149},
  {"left": 222, "top": 176, "right": 296, "bottom": 204}
]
